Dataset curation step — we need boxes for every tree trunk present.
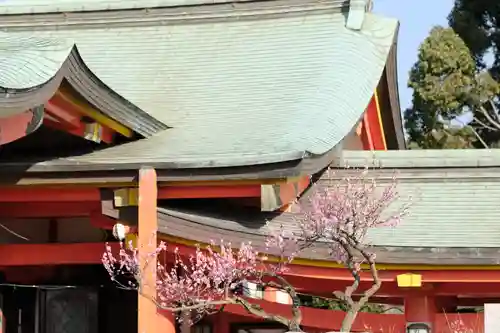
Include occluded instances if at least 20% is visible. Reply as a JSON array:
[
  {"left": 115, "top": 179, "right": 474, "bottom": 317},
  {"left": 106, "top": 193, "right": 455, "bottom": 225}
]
[{"left": 340, "top": 308, "right": 359, "bottom": 332}]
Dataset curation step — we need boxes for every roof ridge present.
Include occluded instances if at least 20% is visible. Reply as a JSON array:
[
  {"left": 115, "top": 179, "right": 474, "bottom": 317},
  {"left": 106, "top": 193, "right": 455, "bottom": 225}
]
[
  {"left": 0, "top": 0, "right": 351, "bottom": 16},
  {"left": 0, "top": 0, "right": 350, "bottom": 29}
]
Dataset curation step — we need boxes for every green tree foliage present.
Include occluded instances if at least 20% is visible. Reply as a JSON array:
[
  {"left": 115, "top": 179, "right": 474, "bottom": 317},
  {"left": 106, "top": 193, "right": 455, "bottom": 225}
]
[
  {"left": 404, "top": 26, "right": 500, "bottom": 148},
  {"left": 448, "top": 0, "right": 500, "bottom": 147},
  {"left": 448, "top": 0, "right": 500, "bottom": 78},
  {"left": 299, "top": 294, "right": 389, "bottom": 313}
]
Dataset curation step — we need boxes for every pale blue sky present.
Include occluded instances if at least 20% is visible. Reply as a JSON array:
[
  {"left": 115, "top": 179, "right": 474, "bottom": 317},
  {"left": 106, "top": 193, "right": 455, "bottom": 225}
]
[{"left": 374, "top": 0, "right": 454, "bottom": 110}]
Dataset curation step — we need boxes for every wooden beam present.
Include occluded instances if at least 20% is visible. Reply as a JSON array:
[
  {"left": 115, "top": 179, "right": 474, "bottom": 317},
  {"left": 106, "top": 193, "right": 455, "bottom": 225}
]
[
  {"left": 0, "top": 202, "right": 100, "bottom": 218},
  {"left": 261, "top": 175, "right": 310, "bottom": 212},
  {"left": 0, "top": 188, "right": 100, "bottom": 202},
  {"left": 55, "top": 84, "right": 134, "bottom": 138},
  {"left": 158, "top": 184, "right": 261, "bottom": 199},
  {"left": 45, "top": 101, "right": 81, "bottom": 128},
  {"left": 89, "top": 210, "right": 138, "bottom": 234},
  {"left": 433, "top": 282, "right": 500, "bottom": 296},
  {"left": 44, "top": 118, "right": 114, "bottom": 144},
  {"left": 0, "top": 242, "right": 118, "bottom": 266},
  {"left": 292, "top": 276, "right": 500, "bottom": 297},
  {"left": 113, "top": 185, "right": 261, "bottom": 207}
]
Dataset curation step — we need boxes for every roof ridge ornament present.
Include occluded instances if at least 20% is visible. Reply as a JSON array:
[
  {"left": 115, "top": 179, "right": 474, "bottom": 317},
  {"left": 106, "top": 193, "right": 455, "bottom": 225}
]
[{"left": 346, "top": 0, "right": 373, "bottom": 31}]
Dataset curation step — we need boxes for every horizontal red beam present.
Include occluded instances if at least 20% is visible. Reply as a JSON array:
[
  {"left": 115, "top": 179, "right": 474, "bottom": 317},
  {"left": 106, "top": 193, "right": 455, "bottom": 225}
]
[
  {"left": 0, "top": 185, "right": 261, "bottom": 203},
  {"left": 0, "top": 202, "right": 100, "bottom": 218},
  {"left": 286, "top": 265, "right": 500, "bottom": 283},
  {"left": 0, "top": 242, "right": 117, "bottom": 266},
  {"left": 45, "top": 100, "right": 81, "bottom": 128},
  {"left": 157, "top": 185, "right": 261, "bottom": 199},
  {"left": 0, "top": 188, "right": 101, "bottom": 202},
  {"left": 296, "top": 280, "right": 500, "bottom": 298}
]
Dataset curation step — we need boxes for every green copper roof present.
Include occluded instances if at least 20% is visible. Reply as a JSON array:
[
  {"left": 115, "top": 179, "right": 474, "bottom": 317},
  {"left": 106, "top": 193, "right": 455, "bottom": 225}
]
[
  {"left": 0, "top": 34, "right": 72, "bottom": 90},
  {"left": 329, "top": 150, "right": 500, "bottom": 248},
  {"left": 0, "top": 0, "right": 349, "bottom": 14},
  {"left": 1, "top": 1, "right": 398, "bottom": 168},
  {"left": 0, "top": 32, "right": 165, "bottom": 135},
  {"left": 0, "top": 33, "right": 72, "bottom": 117}
]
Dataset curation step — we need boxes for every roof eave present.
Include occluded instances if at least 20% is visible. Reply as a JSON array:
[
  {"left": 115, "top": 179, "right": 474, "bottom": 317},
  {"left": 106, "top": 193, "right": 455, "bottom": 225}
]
[{"left": 384, "top": 23, "right": 406, "bottom": 150}]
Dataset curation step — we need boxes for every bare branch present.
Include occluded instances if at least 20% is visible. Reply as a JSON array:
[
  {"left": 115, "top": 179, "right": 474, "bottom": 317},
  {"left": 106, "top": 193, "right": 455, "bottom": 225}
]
[
  {"left": 233, "top": 296, "right": 292, "bottom": 327},
  {"left": 261, "top": 272, "right": 302, "bottom": 330},
  {"left": 472, "top": 116, "right": 498, "bottom": 131},
  {"left": 0, "top": 222, "right": 29, "bottom": 241},
  {"left": 477, "top": 104, "right": 500, "bottom": 130}
]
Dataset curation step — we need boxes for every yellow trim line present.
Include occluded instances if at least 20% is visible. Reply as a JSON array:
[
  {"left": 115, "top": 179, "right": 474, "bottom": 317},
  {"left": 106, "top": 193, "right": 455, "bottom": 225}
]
[
  {"left": 159, "top": 234, "right": 500, "bottom": 271},
  {"left": 374, "top": 90, "right": 387, "bottom": 149}
]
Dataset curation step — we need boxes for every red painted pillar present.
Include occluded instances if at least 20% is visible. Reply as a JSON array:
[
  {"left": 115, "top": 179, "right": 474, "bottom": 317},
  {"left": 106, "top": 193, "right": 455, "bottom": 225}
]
[
  {"left": 405, "top": 294, "right": 436, "bottom": 331},
  {"left": 138, "top": 167, "right": 175, "bottom": 333}
]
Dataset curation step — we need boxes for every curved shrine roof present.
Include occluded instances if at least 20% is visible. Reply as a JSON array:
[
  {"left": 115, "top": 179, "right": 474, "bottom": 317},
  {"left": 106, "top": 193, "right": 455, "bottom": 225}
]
[
  {"left": 0, "top": 1, "right": 398, "bottom": 169},
  {"left": 0, "top": 33, "right": 166, "bottom": 136}
]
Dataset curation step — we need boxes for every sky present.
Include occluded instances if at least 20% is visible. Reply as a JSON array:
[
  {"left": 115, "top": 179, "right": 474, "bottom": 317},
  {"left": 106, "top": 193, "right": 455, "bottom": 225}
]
[{"left": 373, "top": 0, "right": 455, "bottom": 110}]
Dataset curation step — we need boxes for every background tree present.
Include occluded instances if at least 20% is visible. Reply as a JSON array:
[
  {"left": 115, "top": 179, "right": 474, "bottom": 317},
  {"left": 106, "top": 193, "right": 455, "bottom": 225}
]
[
  {"left": 103, "top": 167, "right": 407, "bottom": 332},
  {"left": 449, "top": 0, "right": 500, "bottom": 147},
  {"left": 448, "top": 0, "right": 500, "bottom": 78},
  {"left": 405, "top": 26, "right": 500, "bottom": 148}
]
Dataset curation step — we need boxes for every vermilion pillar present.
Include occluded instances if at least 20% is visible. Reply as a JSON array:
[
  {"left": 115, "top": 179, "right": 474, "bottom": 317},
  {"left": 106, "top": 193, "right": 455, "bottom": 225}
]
[
  {"left": 138, "top": 167, "right": 175, "bottom": 333},
  {"left": 405, "top": 294, "right": 436, "bottom": 331}
]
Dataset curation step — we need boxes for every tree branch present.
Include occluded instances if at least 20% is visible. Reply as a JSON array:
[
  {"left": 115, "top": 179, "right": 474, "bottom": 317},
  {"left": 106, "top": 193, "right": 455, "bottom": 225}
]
[
  {"left": 337, "top": 232, "right": 382, "bottom": 332},
  {"left": 337, "top": 240, "right": 358, "bottom": 308},
  {"left": 233, "top": 297, "right": 294, "bottom": 329},
  {"left": 477, "top": 105, "right": 500, "bottom": 130},
  {"left": 472, "top": 116, "right": 498, "bottom": 131},
  {"left": 158, "top": 300, "right": 232, "bottom": 313},
  {"left": 261, "top": 272, "right": 302, "bottom": 331},
  {"left": 348, "top": 241, "right": 381, "bottom": 305}
]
